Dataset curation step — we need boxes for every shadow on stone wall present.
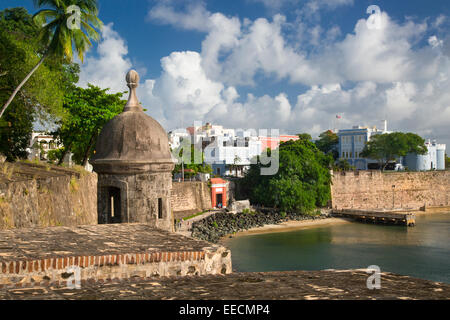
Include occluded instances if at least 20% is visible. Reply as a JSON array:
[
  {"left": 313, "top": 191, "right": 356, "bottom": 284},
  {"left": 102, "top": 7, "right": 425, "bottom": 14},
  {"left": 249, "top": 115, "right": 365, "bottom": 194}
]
[
  {"left": 171, "top": 181, "right": 212, "bottom": 220},
  {"left": 0, "top": 162, "right": 97, "bottom": 229}
]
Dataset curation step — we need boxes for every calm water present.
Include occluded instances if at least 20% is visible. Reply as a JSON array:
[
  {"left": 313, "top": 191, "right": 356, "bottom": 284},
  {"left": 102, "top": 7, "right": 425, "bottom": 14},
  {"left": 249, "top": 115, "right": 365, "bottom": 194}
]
[{"left": 225, "top": 212, "right": 450, "bottom": 283}]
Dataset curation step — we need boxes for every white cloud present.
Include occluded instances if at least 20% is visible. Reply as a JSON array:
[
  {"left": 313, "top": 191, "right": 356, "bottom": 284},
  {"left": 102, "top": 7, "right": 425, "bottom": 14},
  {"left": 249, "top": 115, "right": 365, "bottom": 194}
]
[
  {"left": 147, "top": 0, "right": 211, "bottom": 32},
  {"left": 429, "top": 35, "right": 443, "bottom": 48},
  {"left": 78, "top": 23, "right": 131, "bottom": 93},
  {"left": 79, "top": 6, "right": 450, "bottom": 147},
  {"left": 251, "top": 0, "right": 353, "bottom": 12}
]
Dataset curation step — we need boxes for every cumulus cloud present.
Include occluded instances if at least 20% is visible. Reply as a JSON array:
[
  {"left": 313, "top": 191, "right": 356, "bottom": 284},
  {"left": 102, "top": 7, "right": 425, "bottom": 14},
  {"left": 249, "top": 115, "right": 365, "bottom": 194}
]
[
  {"left": 147, "top": 0, "right": 211, "bottom": 32},
  {"left": 78, "top": 23, "right": 131, "bottom": 93},
  {"left": 79, "top": 5, "right": 450, "bottom": 147},
  {"left": 251, "top": 0, "right": 353, "bottom": 12}
]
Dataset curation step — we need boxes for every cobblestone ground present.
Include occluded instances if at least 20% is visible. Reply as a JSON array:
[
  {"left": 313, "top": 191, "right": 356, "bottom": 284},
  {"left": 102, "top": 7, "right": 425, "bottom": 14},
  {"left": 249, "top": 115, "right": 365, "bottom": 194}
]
[{"left": 0, "top": 270, "right": 448, "bottom": 300}]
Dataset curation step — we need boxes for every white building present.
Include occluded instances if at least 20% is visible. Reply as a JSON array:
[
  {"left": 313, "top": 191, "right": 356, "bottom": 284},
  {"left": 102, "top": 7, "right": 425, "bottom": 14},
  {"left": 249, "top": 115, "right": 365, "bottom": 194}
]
[
  {"left": 403, "top": 140, "right": 446, "bottom": 171},
  {"left": 168, "top": 129, "right": 190, "bottom": 150},
  {"left": 169, "top": 123, "right": 262, "bottom": 177},
  {"left": 204, "top": 133, "right": 262, "bottom": 177},
  {"left": 27, "top": 132, "right": 61, "bottom": 161}
]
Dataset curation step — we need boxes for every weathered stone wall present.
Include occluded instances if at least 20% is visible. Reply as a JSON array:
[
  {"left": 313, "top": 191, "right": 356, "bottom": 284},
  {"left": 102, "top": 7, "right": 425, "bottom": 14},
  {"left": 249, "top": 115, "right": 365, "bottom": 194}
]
[
  {"left": 0, "top": 163, "right": 97, "bottom": 229},
  {"left": 97, "top": 171, "right": 173, "bottom": 231},
  {"left": 331, "top": 170, "right": 450, "bottom": 210},
  {"left": 171, "top": 182, "right": 212, "bottom": 219}
]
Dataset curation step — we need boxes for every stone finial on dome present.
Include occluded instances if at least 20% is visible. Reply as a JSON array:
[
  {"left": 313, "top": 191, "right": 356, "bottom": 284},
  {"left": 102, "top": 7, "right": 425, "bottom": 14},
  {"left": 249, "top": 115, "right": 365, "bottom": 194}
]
[{"left": 124, "top": 69, "right": 143, "bottom": 112}]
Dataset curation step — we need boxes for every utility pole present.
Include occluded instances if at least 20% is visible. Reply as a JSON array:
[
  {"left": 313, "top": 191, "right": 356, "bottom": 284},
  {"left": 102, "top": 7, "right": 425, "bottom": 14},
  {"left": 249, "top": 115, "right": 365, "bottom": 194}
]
[{"left": 392, "top": 185, "right": 396, "bottom": 209}]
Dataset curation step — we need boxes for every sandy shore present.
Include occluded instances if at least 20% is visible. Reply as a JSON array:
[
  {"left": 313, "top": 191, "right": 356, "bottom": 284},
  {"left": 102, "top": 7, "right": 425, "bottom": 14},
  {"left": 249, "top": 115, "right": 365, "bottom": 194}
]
[{"left": 221, "top": 217, "right": 353, "bottom": 240}]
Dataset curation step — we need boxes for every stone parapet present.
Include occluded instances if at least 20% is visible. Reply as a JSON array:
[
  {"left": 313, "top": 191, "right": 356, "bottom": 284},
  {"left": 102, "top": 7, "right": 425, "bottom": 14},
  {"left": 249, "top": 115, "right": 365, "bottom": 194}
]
[
  {"left": 0, "top": 162, "right": 97, "bottom": 229},
  {"left": 0, "top": 224, "right": 231, "bottom": 288}
]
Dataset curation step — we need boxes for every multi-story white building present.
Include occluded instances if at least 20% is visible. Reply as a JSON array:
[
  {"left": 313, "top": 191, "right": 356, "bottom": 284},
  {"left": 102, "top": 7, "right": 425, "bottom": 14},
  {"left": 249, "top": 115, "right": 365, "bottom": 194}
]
[
  {"left": 204, "top": 133, "right": 262, "bottom": 177},
  {"left": 169, "top": 123, "right": 262, "bottom": 176},
  {"left": 168, "top": 129, "right": 191, "bottom": 150}
]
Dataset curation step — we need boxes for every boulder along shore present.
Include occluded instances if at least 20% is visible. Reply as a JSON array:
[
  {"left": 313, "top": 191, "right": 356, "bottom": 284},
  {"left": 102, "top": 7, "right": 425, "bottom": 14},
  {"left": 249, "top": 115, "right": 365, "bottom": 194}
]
[{"left": 191, "top": 209, "right": 347, "bottom": 243}]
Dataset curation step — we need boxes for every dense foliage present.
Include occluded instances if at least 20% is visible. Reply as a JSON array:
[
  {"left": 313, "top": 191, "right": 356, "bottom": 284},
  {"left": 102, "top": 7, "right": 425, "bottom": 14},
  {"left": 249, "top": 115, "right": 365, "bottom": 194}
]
[
  {"left": 333, "top": 159, "right": 355, "bottom": 171},
  {"left": 53, "top": 85, "right": 126, "bottom": 166},
  {"left": 360, "top": 132, "right": 427, "bottom": 170},
  {"left": 241, "top": 138, "right": 333, "bottom": 213},
  {"left": 315, "top": 130, "right": 339, "bottom": 159},
  {"left": 172, "top": 143, "right": 212, "bottom": 178},
  {"left": 32, "top": 0, "right": 102, "bottom": 63},
  {"left": 0, "top": 8, "right": 78, "bottom": 160},
  {"left": 1, "top": 1, "right": 102, "bottom": 119}
]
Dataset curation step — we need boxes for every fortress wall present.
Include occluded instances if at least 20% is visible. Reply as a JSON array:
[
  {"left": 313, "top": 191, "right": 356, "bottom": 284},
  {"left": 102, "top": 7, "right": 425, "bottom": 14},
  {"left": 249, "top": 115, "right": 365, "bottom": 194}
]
[
  {"left": 331, "top": 170, "right": 450, "bottom": 210},
  {"left": 170, "top": 182, "right": 212, "bottom": 219},
  {"left": 0, "top": 163, "right": 97, "bottom": 229}
]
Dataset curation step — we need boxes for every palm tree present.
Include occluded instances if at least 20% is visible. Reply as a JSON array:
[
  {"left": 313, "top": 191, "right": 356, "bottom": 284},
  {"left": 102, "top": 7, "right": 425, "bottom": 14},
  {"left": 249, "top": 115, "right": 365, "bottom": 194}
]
[
  {"left": 233, "top": 155, "right": 241, "bottom": 177},
  {"left": 0, "top": 0, "right": 102, "bottom": 118}
]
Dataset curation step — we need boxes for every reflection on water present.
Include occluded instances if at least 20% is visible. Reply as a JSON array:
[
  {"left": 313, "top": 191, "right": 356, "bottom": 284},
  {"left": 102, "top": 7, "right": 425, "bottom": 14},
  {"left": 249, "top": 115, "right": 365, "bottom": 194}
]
[{"left": 226, "top": 213, "right": 450, "bottom": 283}]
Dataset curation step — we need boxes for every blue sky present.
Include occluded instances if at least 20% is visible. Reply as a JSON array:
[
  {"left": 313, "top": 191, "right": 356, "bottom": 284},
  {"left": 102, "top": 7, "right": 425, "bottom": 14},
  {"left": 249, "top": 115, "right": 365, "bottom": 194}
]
[{"left": 2, "top": 0, "right": 450, "bottom": 146}]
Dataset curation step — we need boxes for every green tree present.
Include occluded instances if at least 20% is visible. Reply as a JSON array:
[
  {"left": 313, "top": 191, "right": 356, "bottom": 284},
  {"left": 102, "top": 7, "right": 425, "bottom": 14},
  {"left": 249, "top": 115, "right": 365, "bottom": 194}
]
[
  {"left": 315, "top": 130, "right": 339, "bottom": 159},
  {"left": 0, "top": 0, "right": 102, "bottom": 119},
  {"left": 333, "top": 159, "right": 355, "bottom": 172},
  {"left": 241, "top": 139, "right": 333, "bottom": 214},
  {"left": 360, "top": 132, "right": 427, "bottom": 170},
  {"left": 0, "top": 8, "right": 79, "bottom": 161},
  {"left": 0, "top": 104, "right": 34, "bottom": 161},
  {"left": 297, "top": 133, "right": 312, "bottom": 141},
  {"left": 227, "top": 155, "right": 242, "bottom": 177},
  {"left": 53, "top": 85, "right": 125, "bottom": 166},
  {"left": 172, "top": 143, "right": 212, "bottom": 177},
  {"left": 445, "top": 154, "right": 450, "bottom": 169}
]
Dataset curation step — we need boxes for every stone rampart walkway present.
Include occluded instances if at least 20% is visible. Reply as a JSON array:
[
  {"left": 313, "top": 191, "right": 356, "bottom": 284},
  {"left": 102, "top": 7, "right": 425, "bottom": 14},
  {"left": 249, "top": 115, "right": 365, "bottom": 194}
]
[{"left": 0, "top": 270, "right": 448, "bottom": 300}]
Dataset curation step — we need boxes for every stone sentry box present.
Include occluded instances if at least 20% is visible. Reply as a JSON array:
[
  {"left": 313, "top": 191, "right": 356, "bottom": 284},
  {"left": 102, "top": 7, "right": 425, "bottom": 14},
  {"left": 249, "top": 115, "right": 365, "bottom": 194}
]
[{"left": 90, "top": 70, "right": 175, "bottom": 231}]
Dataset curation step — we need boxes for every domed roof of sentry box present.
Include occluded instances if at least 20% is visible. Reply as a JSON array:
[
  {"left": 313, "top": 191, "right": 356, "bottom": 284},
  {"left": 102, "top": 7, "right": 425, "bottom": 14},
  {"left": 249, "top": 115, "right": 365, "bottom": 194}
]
[{"left": 90, "top": 70, "right": 174, "bottom": 174}]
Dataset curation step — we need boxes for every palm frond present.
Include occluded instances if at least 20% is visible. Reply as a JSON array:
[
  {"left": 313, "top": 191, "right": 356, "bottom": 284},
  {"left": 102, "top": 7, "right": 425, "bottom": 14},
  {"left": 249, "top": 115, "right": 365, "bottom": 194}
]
[
  {"left": 32, "top": 9, "right": 58, "bottom": 26},
  {"left": 32, "top": 0, "right": 102, "bottom": 62},
  {"left": 80, "top": 20, "right": 99, "bottom": 41}
]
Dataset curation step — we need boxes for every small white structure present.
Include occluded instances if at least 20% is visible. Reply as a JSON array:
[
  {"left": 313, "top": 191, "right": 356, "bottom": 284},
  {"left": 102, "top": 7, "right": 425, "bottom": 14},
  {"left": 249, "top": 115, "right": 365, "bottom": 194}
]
[
  {"left": 404, "top": 140, "right": 446, "bottom": 171},
  {"left": 28, "top": 132, "right": 62, "bottom": 161}
]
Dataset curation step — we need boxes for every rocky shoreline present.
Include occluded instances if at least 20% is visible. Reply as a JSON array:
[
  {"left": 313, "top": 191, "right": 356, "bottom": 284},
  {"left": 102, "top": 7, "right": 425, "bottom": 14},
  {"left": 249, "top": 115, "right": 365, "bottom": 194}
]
[{"left": 191, "top": 209, "right": 331, "bottom": 243}]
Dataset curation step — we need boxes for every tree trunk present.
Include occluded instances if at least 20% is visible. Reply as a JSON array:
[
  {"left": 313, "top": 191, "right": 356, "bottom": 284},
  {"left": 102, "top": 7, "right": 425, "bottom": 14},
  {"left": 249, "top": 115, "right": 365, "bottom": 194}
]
[
  {"left": 58, "top": 142, "right": 72, "bottom": 165},
  {"left": 382, "top": 160, "right": 390, "bottom": 171},
  {"left": 81, "top": 132, "right": 97, "bottom": 167},
  {"left": 0, "top": 54, "right": 47, "bottom": 118}
]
